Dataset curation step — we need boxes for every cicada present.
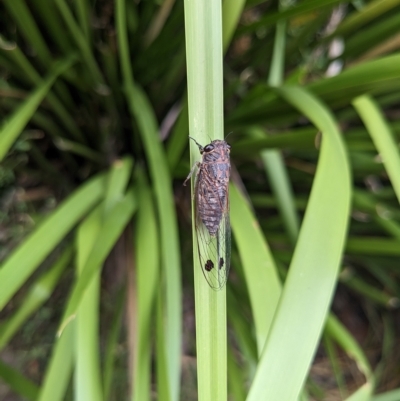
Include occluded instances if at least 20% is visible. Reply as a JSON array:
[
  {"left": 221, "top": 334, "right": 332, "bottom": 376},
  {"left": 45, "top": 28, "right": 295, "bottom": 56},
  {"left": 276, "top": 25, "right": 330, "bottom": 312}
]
[{"left": 184, "top": 137, "right": 231, "bottom": 290}]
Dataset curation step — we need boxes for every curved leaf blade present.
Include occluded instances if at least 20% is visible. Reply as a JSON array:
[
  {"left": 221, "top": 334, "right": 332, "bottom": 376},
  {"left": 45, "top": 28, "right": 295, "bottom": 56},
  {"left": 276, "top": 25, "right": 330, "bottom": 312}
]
[
  {"left": 247, "top": 86, "right": 351, "bottom": 401},
  {"left": 0, "top": 173, "right": 106, "bottom": 311},
  {"left": 0, "top": 56, "right": 76, "bottom": 161}
]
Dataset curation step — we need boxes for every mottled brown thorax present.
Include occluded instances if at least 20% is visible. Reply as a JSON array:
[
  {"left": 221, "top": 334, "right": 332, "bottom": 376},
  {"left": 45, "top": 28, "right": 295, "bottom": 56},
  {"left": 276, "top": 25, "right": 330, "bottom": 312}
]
[{"left": 196, "top": 140, "right": 230, "bottom": 236}]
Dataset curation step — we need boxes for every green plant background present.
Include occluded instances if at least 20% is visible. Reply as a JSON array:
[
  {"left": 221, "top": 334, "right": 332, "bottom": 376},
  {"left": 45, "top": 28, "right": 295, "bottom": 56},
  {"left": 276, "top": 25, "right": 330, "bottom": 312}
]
[{"left": 1, "top": 0, "right": 400, "bottom": 400}]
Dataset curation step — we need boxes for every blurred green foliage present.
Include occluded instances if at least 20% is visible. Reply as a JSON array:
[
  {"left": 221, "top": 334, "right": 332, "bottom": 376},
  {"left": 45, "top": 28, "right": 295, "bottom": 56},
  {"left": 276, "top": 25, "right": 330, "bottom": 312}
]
[{"left": 0, "top": 0, "right": 400, "bottom": 400}]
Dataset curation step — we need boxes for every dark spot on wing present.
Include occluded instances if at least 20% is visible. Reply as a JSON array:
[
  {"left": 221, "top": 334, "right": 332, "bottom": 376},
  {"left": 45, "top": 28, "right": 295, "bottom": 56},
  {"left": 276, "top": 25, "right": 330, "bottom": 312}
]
[{"left": 205, "top": 260, "right": 214, "bottom": 271}]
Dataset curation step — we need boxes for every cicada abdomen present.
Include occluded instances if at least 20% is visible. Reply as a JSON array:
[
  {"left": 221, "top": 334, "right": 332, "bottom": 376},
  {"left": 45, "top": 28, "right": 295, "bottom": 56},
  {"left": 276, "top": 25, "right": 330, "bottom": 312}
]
[{"left": 184, "top": 137, "right": 231, "bottom": 290}]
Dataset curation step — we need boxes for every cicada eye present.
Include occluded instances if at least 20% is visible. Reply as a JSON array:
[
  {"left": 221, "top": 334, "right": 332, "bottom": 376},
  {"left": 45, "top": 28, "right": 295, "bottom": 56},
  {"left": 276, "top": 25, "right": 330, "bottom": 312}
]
[{"left": 204, "top": 144, "right": 215, "bottom": 152}]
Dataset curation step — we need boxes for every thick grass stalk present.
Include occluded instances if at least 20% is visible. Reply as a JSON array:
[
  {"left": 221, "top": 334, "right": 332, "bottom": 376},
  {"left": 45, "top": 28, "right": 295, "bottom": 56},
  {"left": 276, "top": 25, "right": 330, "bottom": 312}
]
[{"left": 183, "top": 0, "right": 226, "bottom": 400}]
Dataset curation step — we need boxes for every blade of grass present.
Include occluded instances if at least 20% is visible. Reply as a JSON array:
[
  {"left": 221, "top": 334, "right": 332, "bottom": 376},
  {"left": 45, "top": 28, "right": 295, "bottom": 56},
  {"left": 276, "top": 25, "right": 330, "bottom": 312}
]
[
  {"left": 75, "top": 205, "right": 104, "bottom": 401},
  {"left": 58, "top": 188, "right": 137, "bottom": 334},
  {"left": 346, "top": 238, "right": 400, "bottom": 255},
  {"left": 340, "top": 269, "right": 396, "bottom": 307},
  {"left": 233, "top": 127, "right": 317, "bottom": 155},
  {"left": 166, "top": 100, "right": 189, "bottom": 171},
  {"left": 0, "top": 245, "right": 73, "bottom": 350},
  {"left": 325, "top": 314, "right": 374, "bottom": 393},
  {"left": 165, "top": 0, "right": 244, "bottom": 173},
  {"left": 75, "top": 0, "right": 91, "bottom": 42},
  {"left": 0, "top": 359, "right": 39, "bottom": 401},
  {"left": 247, "top": 86, "right": 351, "bottom": 401},
  {"left": 156, "top": 290, "right": 171, "bottom": 401},
  {"left": 247, "top": 125, "right": 301, "bottom": 243},
  {"left": 183, "top": 0, "right": 226, "bottom": 399},
  {"left": 30, "top": 0, "right": 73, "bottom": 54},
  {"left": 227, "top": 346, "right": 246, "bottom": 401},
  {"left": 343, "top": 13, "right": 400, "bottom": 59},
  {"left": 128, "top": 83, "right": 182, "bottom": 401},
  {"left": 222, "top": 0, "right": 246, "bottom": 51},
  {"left": 372, "top": 389, "right": 400, "bottom": 401},
  {"left": 98, "top": 159, "right": 134, "bottom": 400},
  {"left": 230, "top": 54, "right": 400, "bottom": 127},
  {"left": 0, "top": 36, "right": 83, "bottom": 141},
  {"left": 3, "top": 0, "right": 52, "bottom": 66},
  {"left": 263, "top": 0, "right": 300, "bottom": 244},
  {"left": 54, "top": 137, "right": 104, "bottom": 163},
  {"left": 329, "top": 0, "right": 400, "bottom": 38},
  {"left": 144, "top": 0, "right": 176, "bottom": 46},
  {"left": 239, "top": 0, "right": 343, "bottom": 35},
  {"left": 116, "top": 1, "right": 182, "bottom": 399},
  {"left": 261, "top": 147, "right": 300, "bottom": 242},
  {"left": 0, "top": 55, "right": 76, "bottom": 161},
  {"left": 0, "top": 172, "right": 106, "bottom": 311},
  {"left": 352, "top": 95, "right": 400, "bottom": 203},
  {"left": 132, "top": 173, "right": 159, "bottom": 401},
  {"left": 103, "top": 284, "right": 126, "bottom": 400},
  {"left": 309, "top": 53, "right": 400, "bottom": 103},
  {"left": 37, "top": 322, "right": 75, "bottom": 401},
  {"left": 227, "top": 288, "right": 258, "bottom": 366},
  {"left": 323, "top": 334, "right": 347, "bottom": 398},
  {"left": 104, "top": 157, "right": 134, "bottom": 213},
  {"left": 54, "top": 0, "right": 104, "bottom": 85},
  {"left": 78, "top": 159, "right": 133, "bottom": 399},
  {"left": 230, "top": 184, "right": 281, "bottom": 354}
]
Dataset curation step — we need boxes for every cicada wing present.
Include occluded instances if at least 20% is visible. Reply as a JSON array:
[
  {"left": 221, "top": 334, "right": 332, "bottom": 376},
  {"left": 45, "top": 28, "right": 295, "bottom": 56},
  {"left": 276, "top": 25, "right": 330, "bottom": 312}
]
[{"left": 194, "top": 171, "right": 231, "bottom": 290}]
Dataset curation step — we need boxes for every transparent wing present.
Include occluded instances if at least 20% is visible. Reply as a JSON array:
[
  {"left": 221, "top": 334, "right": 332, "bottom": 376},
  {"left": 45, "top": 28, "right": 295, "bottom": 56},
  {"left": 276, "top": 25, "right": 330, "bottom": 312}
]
[{"left": 194, "top": 171, "right": 231, "bottom": 290}]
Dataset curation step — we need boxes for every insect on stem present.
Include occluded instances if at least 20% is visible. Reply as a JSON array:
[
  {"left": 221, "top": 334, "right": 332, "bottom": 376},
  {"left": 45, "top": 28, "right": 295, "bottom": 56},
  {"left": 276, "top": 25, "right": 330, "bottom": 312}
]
[{"left": 186, "top": 137, "right": 232, "bottom": 290}]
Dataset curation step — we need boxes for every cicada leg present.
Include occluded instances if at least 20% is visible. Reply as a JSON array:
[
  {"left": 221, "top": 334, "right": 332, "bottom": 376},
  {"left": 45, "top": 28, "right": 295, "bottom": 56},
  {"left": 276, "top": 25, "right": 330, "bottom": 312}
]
[{"left": 183, "top": 161, "right": 200, "bottom": 186}]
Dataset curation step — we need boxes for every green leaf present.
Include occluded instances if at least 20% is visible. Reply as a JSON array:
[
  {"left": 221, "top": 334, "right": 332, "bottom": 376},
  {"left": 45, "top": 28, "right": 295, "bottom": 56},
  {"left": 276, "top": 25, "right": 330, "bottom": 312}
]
[
  {"left": 75, "top": 206, "right": 104, "bottom": 401},
  {"left": 343, "top": 384, "right": 374, "bottom": 401},
  {"left": 230, "top": 184, "right": 281, "bottom": 354},
  {"left": 326, "top": 314, "right": 374, "bottom": 401},
  {"left": 54, "top": 0, "right": 103, "bottom": 84},
  {"left": 37, "top": 322, "right": 74, "bottom": 401},
  {"left": 0, "top": 56, "right": 76, "bottom": 161},
  {"left": 132, "top": 174, "right": 159, "bottom": 401},
  {"left": 372, "top": 388, "right": 400, "bottom": 401},
  {"left": 327, "top": 313, "right": 373, "bottom": 377},
  {"left": 352, "top": 95, "right": 400, "bottom": 203},
  {"left": 116, "top": 2, "right": 182, "bottom": 398},
  {"left": 0, "top": 359, "right": 39, "bottom": 401},
  {"left": 330, "top": 0, "right": 400, "bottom": 38},
  {"left": 58, "top": 188, "right": 137, "bottom": 334},
  {"left": 183, "top": 0, "right": 226, "bottom": 399},
  {"left": 103, "top": 156, "right": 134, "bottom": 214},
  {"left": 239, "top": 0, "right": 343, "bottom": 34},
  {"left": 2, "top": 0, "right": 52, "bottom": 66},
  {"left": 247, "top": 86, "right": 351, "bottom": 401},
  {"left": 0, "top": 246, "right": 73, "bottom": 350},
  {"left": 103, "top": 286, "right": 126, "bottom": 400},
  {"left": 0, "top": 172, "right": 106, "bottom": 311},
  {"left": 222, "top": 0, "right": 246, "bottom": 51}
]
